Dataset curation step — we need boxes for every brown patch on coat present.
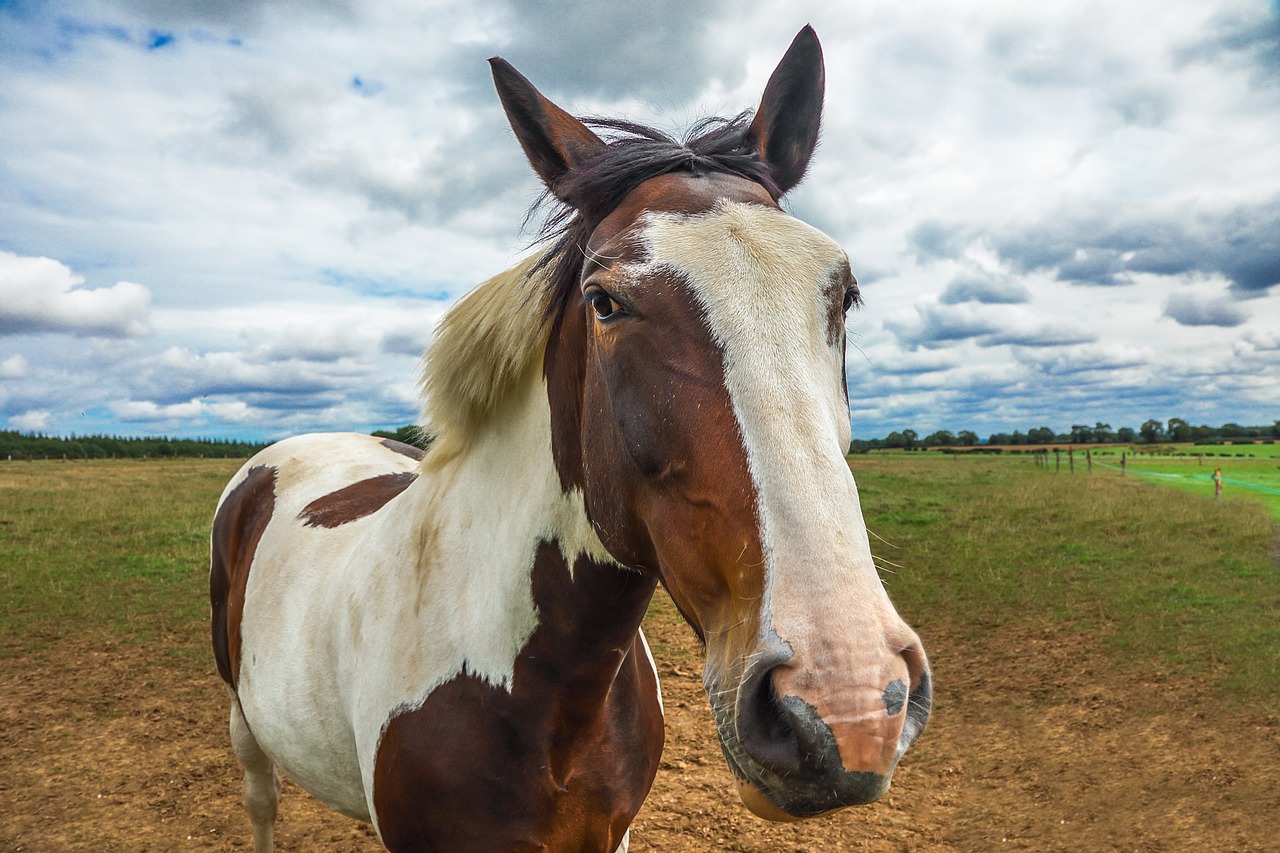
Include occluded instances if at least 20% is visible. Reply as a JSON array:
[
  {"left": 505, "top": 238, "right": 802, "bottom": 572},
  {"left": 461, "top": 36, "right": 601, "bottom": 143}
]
[
  {"left": 545, "top": 171, "right": 770, "bottom": 652},
  {"left": 210, "top": 465, "right": 277, "bottom": 688},
  {"left": 373, "top": 544, "right": 662, "bottom": 852},
  {"left": 381, "top": 438, "right": 425, "bottom": 461},
  {"left": 298, "top": 472, "right": 417, "bottom": 529}
]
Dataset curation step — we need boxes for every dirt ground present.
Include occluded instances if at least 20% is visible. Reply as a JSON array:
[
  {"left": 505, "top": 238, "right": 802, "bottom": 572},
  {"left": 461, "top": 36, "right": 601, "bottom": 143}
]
[{"left": 2, "top": 605, "right": 1277, "bottom": 852}]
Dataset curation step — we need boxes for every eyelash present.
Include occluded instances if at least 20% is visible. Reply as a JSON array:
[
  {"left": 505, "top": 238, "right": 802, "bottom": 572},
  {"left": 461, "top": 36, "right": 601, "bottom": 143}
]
[{"left": 583, "top": 287, "right": 626, "bottom": 321}]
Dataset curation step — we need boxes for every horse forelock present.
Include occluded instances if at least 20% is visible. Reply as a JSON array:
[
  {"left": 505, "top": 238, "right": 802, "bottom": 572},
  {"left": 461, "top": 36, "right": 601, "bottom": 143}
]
[
  {"left": 535, "top": 113, "right": 778, "bottom": 336},
  {"left": 418, "top": 113, "right": 780, "bottom": 465}
]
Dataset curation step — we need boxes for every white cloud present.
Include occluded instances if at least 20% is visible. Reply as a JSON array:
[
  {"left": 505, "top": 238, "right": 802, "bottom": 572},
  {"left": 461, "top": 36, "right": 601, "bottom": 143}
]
[
  {"left": 1, "top": 0, "right": 1277, "bottom": 439},
  {"left": 0, "top": 355, "right": 29, "bottom": 379},
  {"left": 0, "top": 252, "right": 151, "bottom": 337},
  {"left": 111, "top": 398, "right": 255, "bottom": 424},
  {"left": 8, "top": 410, "right": 53, "bottom": 432}
]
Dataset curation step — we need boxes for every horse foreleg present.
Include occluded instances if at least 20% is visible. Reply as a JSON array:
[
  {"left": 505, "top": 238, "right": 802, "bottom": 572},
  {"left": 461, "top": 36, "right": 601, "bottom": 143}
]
[{"left": 229, "top": 691, "right": 280, "bottom": 853}]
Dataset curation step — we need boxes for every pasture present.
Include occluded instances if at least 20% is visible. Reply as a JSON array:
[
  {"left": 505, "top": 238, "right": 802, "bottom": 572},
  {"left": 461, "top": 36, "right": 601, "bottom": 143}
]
[
  {"left": 1, "top": 454, "right": 1276, "bottom": 851},
  {"left": 1089, "top": 444, "right": 1280, "bottom": 520}
]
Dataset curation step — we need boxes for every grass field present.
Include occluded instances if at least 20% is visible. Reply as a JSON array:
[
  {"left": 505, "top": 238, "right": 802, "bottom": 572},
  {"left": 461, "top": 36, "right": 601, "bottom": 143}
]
[
  {"left": 847, "top": 452, "right": 1279, "bottom": 706},
  {"left": 2, "top": 454, "right": 1278, "bottom": 850},
  {"left": 1085, "top": 443, "right": 1280, "bottom": 519}
]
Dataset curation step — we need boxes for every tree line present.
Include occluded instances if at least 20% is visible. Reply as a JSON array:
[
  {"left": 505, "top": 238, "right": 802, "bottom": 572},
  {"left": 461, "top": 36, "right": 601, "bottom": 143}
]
[
  {"left": 0, "top": 431, "right": 269, "bottom": 460},
  {"left": 852, "top": 418, "right": 1280, "bottom": 453}
]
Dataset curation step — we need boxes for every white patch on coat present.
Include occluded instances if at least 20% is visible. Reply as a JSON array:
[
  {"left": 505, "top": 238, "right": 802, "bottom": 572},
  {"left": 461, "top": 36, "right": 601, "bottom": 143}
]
[
  {"left": 226, "top": 361, "right": 617, "bottom": 832},
  {"left": 640, "top": 202, "right": 904, "bottom": 656}
]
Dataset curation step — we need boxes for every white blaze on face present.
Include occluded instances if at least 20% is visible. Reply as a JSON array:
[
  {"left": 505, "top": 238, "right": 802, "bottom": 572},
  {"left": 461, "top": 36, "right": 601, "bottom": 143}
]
[{"left": 640, "top": 202, "right": 899, "bottom": 666}]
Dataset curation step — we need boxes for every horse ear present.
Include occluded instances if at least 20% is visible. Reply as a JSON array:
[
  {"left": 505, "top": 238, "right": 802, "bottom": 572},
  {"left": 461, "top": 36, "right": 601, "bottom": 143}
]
[
  {"left": 489, "top": 58, "right": 605, "bottom": 201},
  {"left": 747, "top": 25, "right": 825, "bottom": 196}
]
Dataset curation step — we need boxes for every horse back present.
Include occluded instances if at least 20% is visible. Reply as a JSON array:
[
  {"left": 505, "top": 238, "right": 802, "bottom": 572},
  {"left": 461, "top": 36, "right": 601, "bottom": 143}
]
[{"left": 210, "top": 432, "right": 425, "bottom": 689}]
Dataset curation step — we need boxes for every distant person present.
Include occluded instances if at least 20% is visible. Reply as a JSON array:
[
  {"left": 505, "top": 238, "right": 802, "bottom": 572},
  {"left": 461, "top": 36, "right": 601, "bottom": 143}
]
[{"left": 1212, "top": 467, "right": 1223, "bottom": 499}]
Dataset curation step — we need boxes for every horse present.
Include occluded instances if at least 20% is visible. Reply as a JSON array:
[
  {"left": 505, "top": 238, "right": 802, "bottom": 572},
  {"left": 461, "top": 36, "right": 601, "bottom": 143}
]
[{"left": 210, "top": 25, "right": 931, "bottom": 853}]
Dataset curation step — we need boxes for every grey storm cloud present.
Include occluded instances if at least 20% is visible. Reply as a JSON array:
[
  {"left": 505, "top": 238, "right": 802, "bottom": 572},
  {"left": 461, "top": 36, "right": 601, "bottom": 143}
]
[
  {"left": 984, "top": 196, "right": 1280, "bottom": 293},
  {"left": 907, "top": 220, "right": 968, "bottom": 264},
  {"left": 1163, "top": 291, "right": 1247, "bottom": 327},
  {"left": 105, "top": 0, "right": 357, "bottom": 29},
  {"left": 487, "top": 0, "right": 735, "bottom": 103},
  {"left": 1175, "top": 6, "right": 1280, "bottom": 86},
  {"left": 940, "top": 273, "right": 1030, "bottom": 305}
]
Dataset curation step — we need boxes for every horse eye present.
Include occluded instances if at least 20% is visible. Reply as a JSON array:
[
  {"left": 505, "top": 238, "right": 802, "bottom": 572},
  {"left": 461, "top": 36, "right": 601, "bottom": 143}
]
[
  {"left": 587, "top": 289, "right": 622, "bottom": 321},
  {"left": 842, "top": 286, "right": 859, "bottom": 313}
]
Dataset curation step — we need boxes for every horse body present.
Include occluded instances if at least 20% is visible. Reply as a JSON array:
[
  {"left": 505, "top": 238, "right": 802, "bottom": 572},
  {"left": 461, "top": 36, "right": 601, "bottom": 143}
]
[
  {"left": 215, "top": 364, "right": 662, "bottom": 849},
  {"left": 212, "top": 26, "right": 931, "bottom": 852}
]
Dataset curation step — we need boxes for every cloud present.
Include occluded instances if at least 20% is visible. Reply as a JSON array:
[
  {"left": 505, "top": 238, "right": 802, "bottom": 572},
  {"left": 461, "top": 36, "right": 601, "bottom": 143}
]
[
  {"left": 885, "top": 302, "right": 1003, "bottom": 349},
  {"left": 2, "top": 0, "right": 1279, "bottom": 441},
  {"left": 0, "top": 252, "right": 151, "bottom": 337},
  {"left": 907, "top": 220, "right": 969, "bottom": 264},
  {"left": 991, "top": 196, "right": 1280, "bottom": 293},
  {"left": 8, "top": 410, "right": 53, "bottom": 432},
  {"left": 494, "top": 0, "right": 734, "bottom": 102},
  {"left": 111, "top": 397, "right": 255, "bottom": 424},
  {"left": 1174, "top": 6, "right": 1280, "bottom": 86},
  {"left": 885, "top": 300, "right": 1093, "bottom": 351},
  {"left": 1163, "top": 291, "right": 1247, "bottom": 327},
  {"left": 0, "top": 355, "right": 29, "bottom": 379},
  {"left": 982, "top": 323, "right": 1096, "bottom": 348},
  {"left": 940, "top": 272, "right": 1030, "bottom": 305},
  {"left": 1014, "top": 343, "right": 1152, "bottom": 377}
]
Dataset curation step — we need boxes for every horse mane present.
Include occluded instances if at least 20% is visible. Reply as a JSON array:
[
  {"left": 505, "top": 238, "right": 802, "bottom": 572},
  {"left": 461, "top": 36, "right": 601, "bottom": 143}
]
[
  {"left": 419, "top": 112, "right": 776, "bottom": 460},
  {"left": 417, "top": 250, "right": 552, "bottom": 462}
]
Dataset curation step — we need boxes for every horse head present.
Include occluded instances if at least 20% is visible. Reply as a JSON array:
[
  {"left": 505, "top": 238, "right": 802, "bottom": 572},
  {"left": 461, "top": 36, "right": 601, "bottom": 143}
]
[{"left": 490, "top": 26, "right": 931, "bottom": 820}]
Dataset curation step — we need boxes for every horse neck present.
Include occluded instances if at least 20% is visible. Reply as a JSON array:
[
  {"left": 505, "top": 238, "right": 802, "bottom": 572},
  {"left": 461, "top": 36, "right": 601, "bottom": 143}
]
[{"left": 413, "top": 354, "right": 656, "bottom": 699}]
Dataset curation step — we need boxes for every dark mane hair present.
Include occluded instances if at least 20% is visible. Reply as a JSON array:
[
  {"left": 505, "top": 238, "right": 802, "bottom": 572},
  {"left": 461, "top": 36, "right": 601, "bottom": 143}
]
[{"left": 529, "top": 112, "right": 777, "bottom": 318}]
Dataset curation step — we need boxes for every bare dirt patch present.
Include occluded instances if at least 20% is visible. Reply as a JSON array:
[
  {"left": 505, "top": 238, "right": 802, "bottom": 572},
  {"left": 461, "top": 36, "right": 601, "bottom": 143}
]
[{"left": 2, "top": 606, "right": 1277, "bottom": 852}]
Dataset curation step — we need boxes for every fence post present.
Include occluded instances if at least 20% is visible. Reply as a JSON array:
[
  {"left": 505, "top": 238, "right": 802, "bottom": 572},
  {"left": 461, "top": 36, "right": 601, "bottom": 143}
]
[
  {"left": 1121, "top": 452, "right": 1127, "bottom": 476},
  {"left": 1069, "top": 448, "right": 1075, "bottom": 474},
  {"left": 1054, "top": 448, "right": 1061, "bottom": 472},
  {"left": 1086, "top": 449, "right": 1092, "bottom": 473}
]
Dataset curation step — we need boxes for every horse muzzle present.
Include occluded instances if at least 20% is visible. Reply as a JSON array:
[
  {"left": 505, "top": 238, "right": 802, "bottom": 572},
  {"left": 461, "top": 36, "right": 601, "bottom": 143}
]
[{"left": 710, "top": 638, "right": 932, "bottom": 819}]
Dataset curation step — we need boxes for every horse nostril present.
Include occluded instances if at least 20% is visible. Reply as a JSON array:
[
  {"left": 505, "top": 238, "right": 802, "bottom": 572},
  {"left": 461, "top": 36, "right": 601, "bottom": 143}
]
[
  {"left": 738, "top": 663, "right": 800, "bottom": 776},
  {"left": 882, "top": 678, "right": 908, "bottom": 716}
]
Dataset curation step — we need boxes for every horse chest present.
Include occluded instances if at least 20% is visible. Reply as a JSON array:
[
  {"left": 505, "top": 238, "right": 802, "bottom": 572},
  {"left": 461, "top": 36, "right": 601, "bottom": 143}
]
[{"left": 371, "top": 643, "right": 662, "bottom": 853}]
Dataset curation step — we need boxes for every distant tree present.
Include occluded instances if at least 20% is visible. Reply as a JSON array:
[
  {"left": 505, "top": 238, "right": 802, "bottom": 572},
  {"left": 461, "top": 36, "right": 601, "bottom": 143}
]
[
  {"left": 1219, "top": 422, "right": 1246, "bottom": 438},
  {"left": 923, "top": 430, "right": 955, "bottom": 447},
  {"left": 1139, "top": 419, "right": 1164, "bottom": 443},
  {"left": 987, "top": 432, "right": 1012, "bottom": 445},
  {"left": 1009, "top": 430, "right": 1027, "bottom": 445},
  {"left": 956, "top": 430, "right": 979, "bottom": 446},
  {"left": 1272, "top": 420, "right": 1280, "bottom": 439},
  {"left": 1093, "top": 422, "right": 1115, "bottom": 443},
  {"left": 1069, "top": 424, "right": 1093, "bottom": 444},
  {"left": 1027, "top": 426, "right": 1056, "bottom": 444},
  {"left": 902, "top": 429, "right": 918, "bottom": 449},
  {"left": 1167, "top": 418, "right": 1192, "bottom": 442},
  {"left": 1116, "top": 426, "right": 1136, "bottom": 443}
]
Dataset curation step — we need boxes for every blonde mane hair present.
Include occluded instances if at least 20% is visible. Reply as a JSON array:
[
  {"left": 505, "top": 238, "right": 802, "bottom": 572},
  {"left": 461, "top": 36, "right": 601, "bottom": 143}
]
[{"left": 417, "top": 251, "right": 553, "bottom": 463}]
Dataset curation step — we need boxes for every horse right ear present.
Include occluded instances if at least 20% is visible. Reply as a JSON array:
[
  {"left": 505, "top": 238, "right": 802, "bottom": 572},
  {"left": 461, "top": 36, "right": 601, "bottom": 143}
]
[{"left": 489, "top": 58, "right": 605, "bottom": 202}]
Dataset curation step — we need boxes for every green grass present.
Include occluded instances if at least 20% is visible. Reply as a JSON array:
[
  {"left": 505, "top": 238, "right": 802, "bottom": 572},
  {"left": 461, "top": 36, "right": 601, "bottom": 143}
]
[
  {"left": 0, "top": 458, "right": 244, "bottom": 655},
  {"left": 850, "top": 453, "right": 1279, "bottom": 708},
  {"left": 2, "top": 454, "right": 1277, "bottom": 711},
  {"left": 1084, "top": 444, "right": 1280, "bottom": 519}
]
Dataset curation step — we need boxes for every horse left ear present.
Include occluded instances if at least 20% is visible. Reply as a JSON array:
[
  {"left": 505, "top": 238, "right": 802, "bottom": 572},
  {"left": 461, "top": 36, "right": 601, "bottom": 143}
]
[
  {"left": 489, "top": 57, "right": 606, "bottom": 202},
  {"left": 748, "top": 25, "right": 825, "bottom": 196}
]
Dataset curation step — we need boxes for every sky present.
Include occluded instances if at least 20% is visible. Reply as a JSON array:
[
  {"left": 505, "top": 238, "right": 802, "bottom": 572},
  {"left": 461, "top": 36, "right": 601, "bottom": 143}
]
[{"left": 1, "top": 0, "right": 1278, "bottom": 442}]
